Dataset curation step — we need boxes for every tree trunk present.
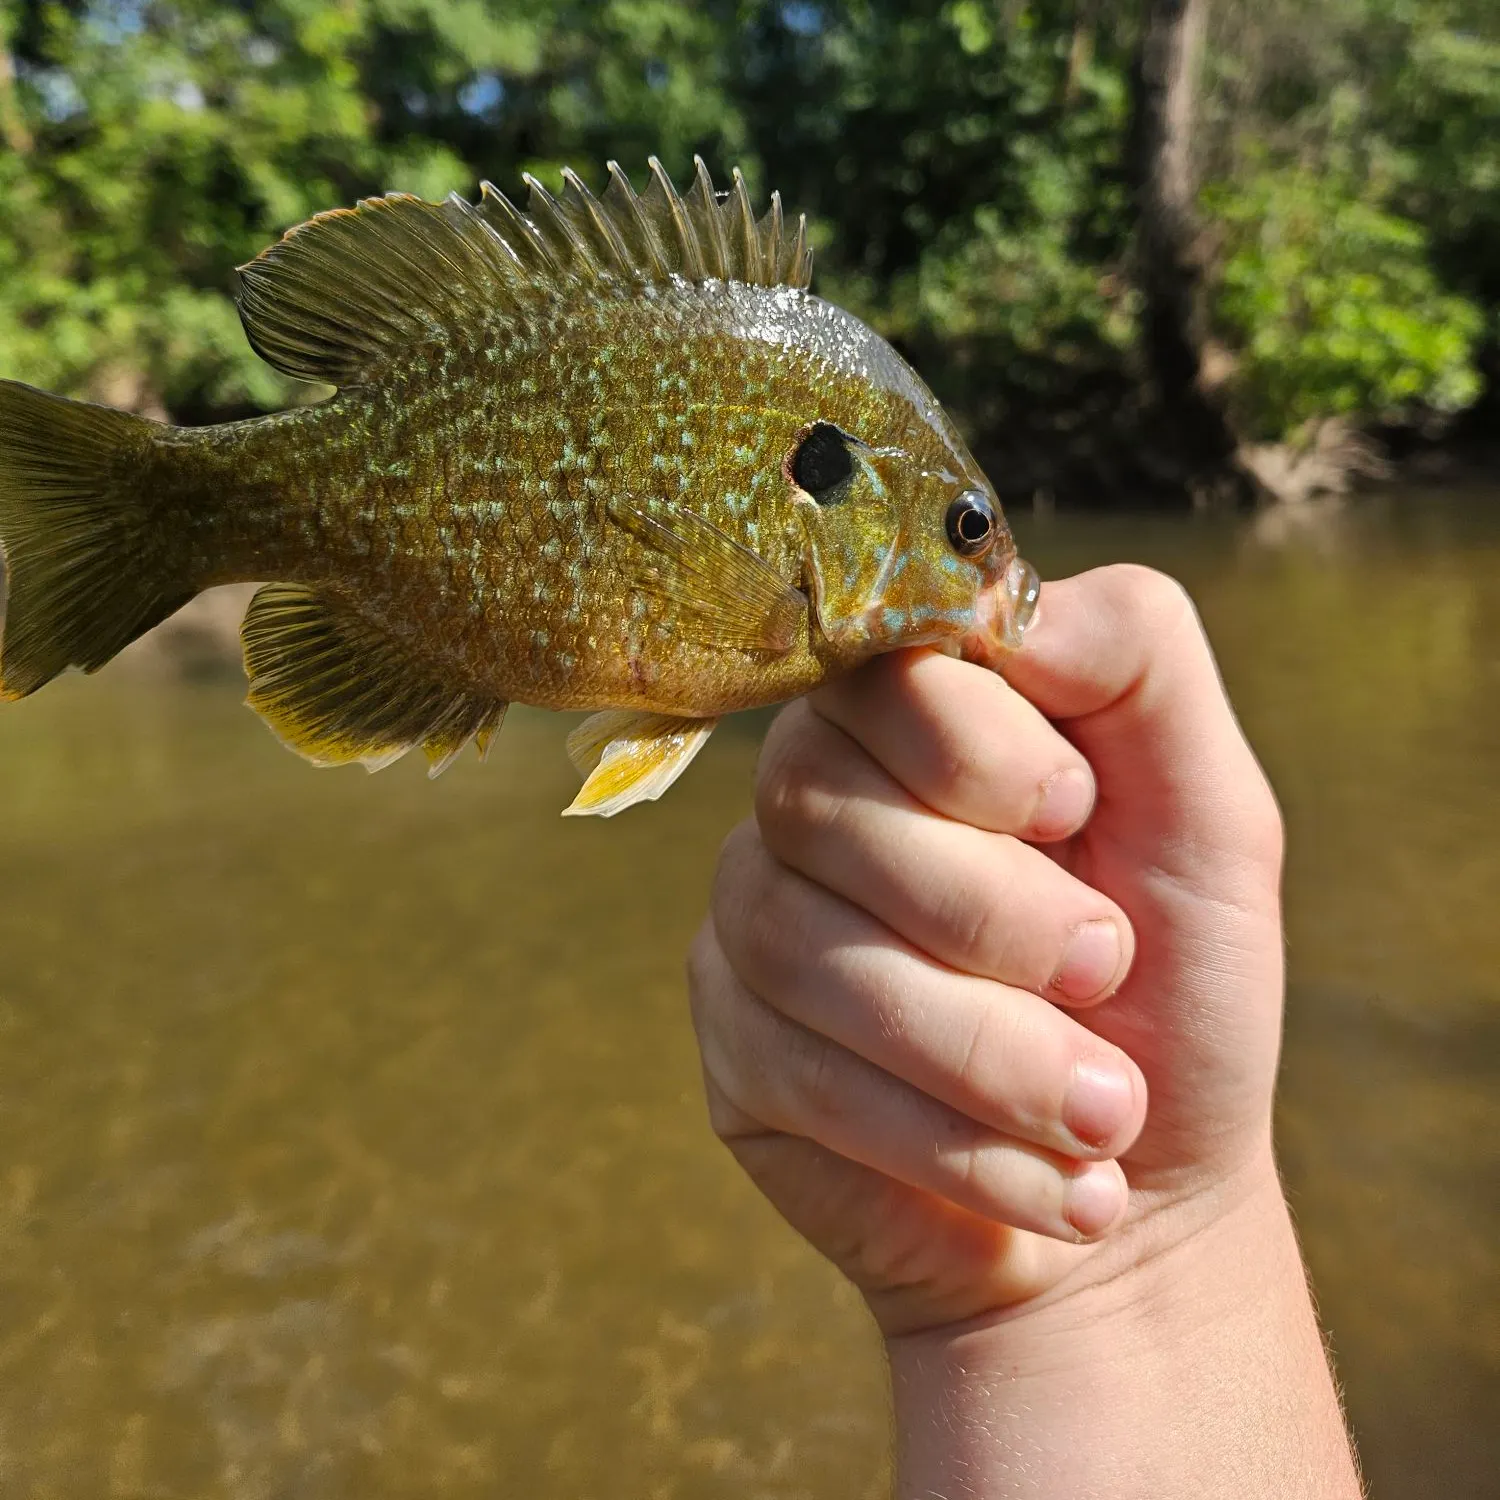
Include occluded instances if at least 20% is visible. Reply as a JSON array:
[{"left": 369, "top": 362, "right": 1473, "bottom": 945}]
[
  {"left": 1128, "top": 0, "right": 1259, "bottom": 503},
  {"left": 0, "top": 48, "right": 33, "bottom": 156},
  {"left": 1064, "top": 4, "right": 1095, "bottom": 107}
]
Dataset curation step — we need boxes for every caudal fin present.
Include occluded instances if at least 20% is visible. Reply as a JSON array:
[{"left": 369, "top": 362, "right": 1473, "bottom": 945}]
[{"left": 0, "top": 380, "right": 195, "bottom": 699}]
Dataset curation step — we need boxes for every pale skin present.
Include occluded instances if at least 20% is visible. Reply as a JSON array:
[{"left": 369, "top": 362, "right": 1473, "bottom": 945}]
[{"left": 687, "top": 565, "right": 1365, "bottom": 1498}]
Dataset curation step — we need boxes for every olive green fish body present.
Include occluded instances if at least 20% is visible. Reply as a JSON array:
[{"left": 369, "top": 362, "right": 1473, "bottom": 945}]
[{"left": 0, "top": 160, "right": 1038, "bottom": 814}]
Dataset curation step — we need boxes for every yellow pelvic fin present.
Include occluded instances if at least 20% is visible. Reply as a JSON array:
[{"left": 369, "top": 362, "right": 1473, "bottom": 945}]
[
  {"left": 562, "top": 710, "right": 718, "bottom": 818},
  {"left": 241, "top": 583, "right": 506, "bottom": 776}
]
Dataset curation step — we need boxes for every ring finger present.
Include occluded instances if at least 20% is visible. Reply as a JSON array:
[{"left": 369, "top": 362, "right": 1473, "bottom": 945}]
[
  {"left": 688, "top": 924, "right": 1130, "bottom": 1244},
  {"left": 712, "top": 824, "right": 1146, "bottom": 1159}
]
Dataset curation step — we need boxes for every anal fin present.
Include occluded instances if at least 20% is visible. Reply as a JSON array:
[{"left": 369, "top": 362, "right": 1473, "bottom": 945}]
[
  {"left": 563, "top": 709, "right": 717, "bottom": 817},
  {"left": 242, "top": 583, "right": 506, "bottom": 777}
]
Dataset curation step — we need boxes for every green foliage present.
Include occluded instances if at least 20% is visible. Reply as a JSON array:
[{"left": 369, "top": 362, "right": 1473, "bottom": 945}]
[
  {"left": 724, "top": 1, "right": 1140, "bottom": 430},
  {"left": 1200, "top": 0, "right": 1498, "bottom": 437},
  {"left": 0, "top": 0, "right": 748, "bottom": 412},
  {"left": 0, "top": 0, "right": 1496, "bottom": 452},
  {"left": 1207, "top": 164, "right": 1484, "bottom": 437}
]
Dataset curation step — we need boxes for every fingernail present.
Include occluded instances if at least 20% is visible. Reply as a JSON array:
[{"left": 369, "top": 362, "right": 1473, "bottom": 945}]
[
  {"left": 1065, "top": 1160, "right": 1127, "bottom": 1240},
  {"left": 1051, "top": 919, "right": 1122, "bottom": 1002},
  {"left": 1033, "top": 766, "right": 1094, "bottom": 840},
  {"left": 1064, "top": 1058, "right": 1135, "bottom": 1150}
]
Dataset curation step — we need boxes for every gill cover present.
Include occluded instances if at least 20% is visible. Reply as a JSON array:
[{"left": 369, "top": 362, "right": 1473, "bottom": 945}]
[{"left": 787, "top": 422, "right": 901, "bottom": 648}]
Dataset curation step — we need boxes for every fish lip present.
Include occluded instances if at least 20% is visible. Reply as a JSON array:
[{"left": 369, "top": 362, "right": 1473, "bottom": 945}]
[{"left": 964, "top": 555, "right": 1041, "bottom": 661}]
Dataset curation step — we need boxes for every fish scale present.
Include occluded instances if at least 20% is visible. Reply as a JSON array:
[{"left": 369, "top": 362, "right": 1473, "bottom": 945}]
[{"left": 0, "top": 157, "right": 1039, "bottom": 815}]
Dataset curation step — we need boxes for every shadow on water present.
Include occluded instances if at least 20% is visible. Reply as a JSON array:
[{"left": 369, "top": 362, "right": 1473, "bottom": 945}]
[{"left": 0, "top": 488, "right": 1495, "bottom": 1497}]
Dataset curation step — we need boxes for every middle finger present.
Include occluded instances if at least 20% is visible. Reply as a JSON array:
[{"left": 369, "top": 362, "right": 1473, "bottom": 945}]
[{"left": 756, "top": 705, "right": 1135, "bottom": 1006}]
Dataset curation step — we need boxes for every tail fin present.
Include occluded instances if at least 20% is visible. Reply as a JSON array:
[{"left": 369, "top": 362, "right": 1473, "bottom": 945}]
[{"left": 0, "top": 380, "right": 195, "bottom": 699}]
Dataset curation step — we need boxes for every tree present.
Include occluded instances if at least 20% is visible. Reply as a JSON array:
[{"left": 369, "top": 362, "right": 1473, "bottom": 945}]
[
  {"left": 0, "top": 0, "right": 1494, "bottom": 502},
  {"left": 1127, "top": 0, "right": 1258, "bottom": 500}
]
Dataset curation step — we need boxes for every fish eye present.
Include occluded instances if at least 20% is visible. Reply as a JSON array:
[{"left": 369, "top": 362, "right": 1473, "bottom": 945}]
[
  {"left": 789, "top": 422, "right": 854, "bottom": 506},
  {"left": 945, "top": 490, "right": 996, "bottom": 557}
]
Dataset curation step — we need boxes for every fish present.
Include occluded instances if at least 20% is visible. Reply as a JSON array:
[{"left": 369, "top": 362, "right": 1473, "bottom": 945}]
[{"left": 0, "top": 158, "right": 1040, "bottom": 816}]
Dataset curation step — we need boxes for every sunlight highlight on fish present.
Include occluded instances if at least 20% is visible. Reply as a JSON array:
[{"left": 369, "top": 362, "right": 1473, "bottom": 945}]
[{"left": 0, "top": 158, "right": 1038, "bottom": 814}]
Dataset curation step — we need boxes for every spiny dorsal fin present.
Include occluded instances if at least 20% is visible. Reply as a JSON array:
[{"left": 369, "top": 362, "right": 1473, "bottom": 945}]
[
  {"left": 236, "top": 158, "right": 813, "bottom": 387},
  {"left": 242, "top": 583, "right": 507, "bottom": 777},
  {"left": 484, "top": 156, "right": 813, "bottom": 292}
]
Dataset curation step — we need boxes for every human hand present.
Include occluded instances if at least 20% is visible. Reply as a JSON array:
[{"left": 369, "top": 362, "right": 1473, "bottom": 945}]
[{"left": 687, "top": 565, "right": 1288, "bottom": 1336}]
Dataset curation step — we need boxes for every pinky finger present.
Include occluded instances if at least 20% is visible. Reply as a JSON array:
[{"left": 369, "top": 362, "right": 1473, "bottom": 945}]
[{"left": 708, "top": 1087, "right": 1083, "bottom": 1335}]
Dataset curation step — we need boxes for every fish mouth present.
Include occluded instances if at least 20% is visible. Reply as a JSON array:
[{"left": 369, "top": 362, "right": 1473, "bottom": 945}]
[{"left": 965, "top": 555, "right": 1041, "bottom": 660}]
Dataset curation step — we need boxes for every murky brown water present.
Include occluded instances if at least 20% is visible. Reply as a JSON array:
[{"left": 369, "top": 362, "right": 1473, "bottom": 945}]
[{"left": 0, "top": 490, "right": 1495, "bottom": 1498}]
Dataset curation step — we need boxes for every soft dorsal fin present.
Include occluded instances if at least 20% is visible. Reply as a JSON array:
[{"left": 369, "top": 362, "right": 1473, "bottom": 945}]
[
  {"left": 235, "top": 193, "right": 529, "bottom": 386},
  {"left": 235, "top": 158, "right": 812, "bottom": 387}
]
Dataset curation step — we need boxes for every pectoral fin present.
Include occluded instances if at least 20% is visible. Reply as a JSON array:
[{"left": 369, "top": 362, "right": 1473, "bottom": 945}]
[
  {"left": 607, "top": 496, "right": 806, "bottom": 653},
  {"left": 562, "top": 709, "right": 717, "bottom": 817}
]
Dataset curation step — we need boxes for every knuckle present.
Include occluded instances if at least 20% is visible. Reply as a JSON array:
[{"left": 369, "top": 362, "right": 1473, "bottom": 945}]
[
  {"left": 702, "top": 1074, "right": 751, "bottom": 1141},
  {"left": 684, "top": 922, "right": 717, "bottom": 1017},
  {"left": 710, "top": 822, "right": 769, "bottom": 935},
  {"left": 792, "top": 1026, "right": 845, "bottom": 1126},
  {"left": 930, "top": 724, "right": 1005, "bottom": 821},
  {"left": 712, "top": 844, "right": 808, "bottom": 998},
  {"left": 1106, "top": 564, "right": 1201, "bottom": 642},
  {"left": 910, "top": 697, "right": 980, "bottom": 798},
  {"left": 703, "top": 1091, "right": 738, "bottom": 1141},
  {"left": 943, "top": 1130, "right": 994, "bottom": 1209},
  {"left": 755, "top": 744, "right": 852, "bottom": 863},
  {"left": 954, "top": 1002, "right": 1025, "bottom": 1102},
  {"left": 754, "top": 711, "right": 828, "bottom": 842},
  {"left": 1243, "top": 770, "right": 1287, "bottom": 876},
  {"left": 937, "top": 873, "right": 1017, "bottom": 975},
  {"left": 741, "top": 879, "right": 801, "bottom": 991},
  {"left": 693, "top": 991, "right": 779, "bottom": 1138}
]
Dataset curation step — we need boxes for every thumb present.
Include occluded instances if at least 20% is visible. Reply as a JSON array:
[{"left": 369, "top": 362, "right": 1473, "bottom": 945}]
[{"left": 997, "top": 565, "right": 1284, "bottom": 897}]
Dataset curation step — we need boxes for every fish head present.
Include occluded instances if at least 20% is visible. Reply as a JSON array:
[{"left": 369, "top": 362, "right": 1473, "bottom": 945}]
[{"left": 786, "top": 413, "right": 1039, "bottom": 665}]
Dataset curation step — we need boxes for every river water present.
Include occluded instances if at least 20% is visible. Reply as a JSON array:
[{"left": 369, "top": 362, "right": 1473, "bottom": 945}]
[{"left": 0, "top": 489, "right": 1495, "bottom": 1498}]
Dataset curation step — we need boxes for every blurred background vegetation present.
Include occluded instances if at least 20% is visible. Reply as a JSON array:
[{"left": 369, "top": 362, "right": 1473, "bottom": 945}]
[{"left": 0, "top": 0, "right": 1496, "bottom": 503}]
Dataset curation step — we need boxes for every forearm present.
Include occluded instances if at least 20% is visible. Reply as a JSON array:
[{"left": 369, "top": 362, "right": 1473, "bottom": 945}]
[{"left": 887, "top": 1164, "right": 1362, "bottom": 1500}]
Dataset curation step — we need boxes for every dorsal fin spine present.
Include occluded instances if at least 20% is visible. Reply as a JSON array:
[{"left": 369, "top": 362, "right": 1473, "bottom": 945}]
[
  {"left": 444, "top": 192, "right": 525, "bottom": 277},
  {"left": 765, "top": 193, "right": 786, "bottom": 285},
  {"left": 730, "top": 169, "right": 762, "bottom": 285},
  {"left": 478, "top": 181, "right": 563, "bottom": 277},
  {"left": 604, "top": 160, "right": 673, "bottom": 279},
  {"left": 647, "top": 156, "right": 706, "bottom": 281},
  {"left": 522, "top": 173, "right": 604, "bottom": 280},
  {"left": 786, "top": 212, "right": 809, "bottom": 287},
  {"left": 561, "top": 167, "right": 638, "bottom": 275},
  {"left": 691, "top": 156, "right": 731, "bottom": 281}
]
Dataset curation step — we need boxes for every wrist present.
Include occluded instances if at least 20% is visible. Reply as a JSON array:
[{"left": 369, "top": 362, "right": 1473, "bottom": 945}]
[{"left": 885, "top": 1154, "right": 1361, "bottom": 1498}]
